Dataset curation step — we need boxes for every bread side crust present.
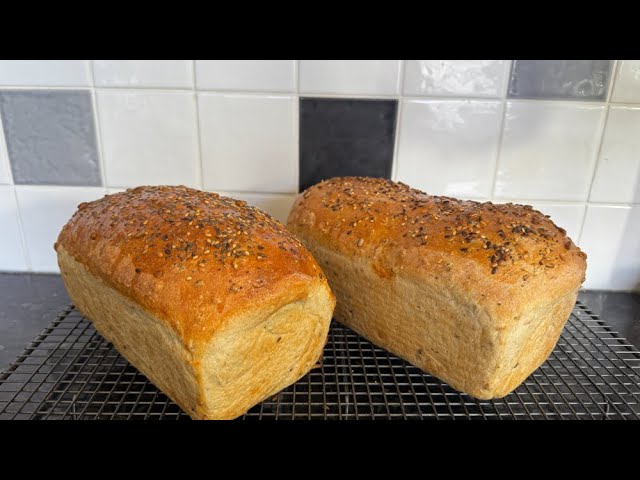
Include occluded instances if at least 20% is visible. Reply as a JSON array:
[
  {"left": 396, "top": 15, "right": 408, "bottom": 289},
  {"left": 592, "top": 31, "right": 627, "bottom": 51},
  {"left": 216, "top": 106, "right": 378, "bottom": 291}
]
[
  {"left": 59, "top": 246, "right": 335, "bottom": 419},
  {"left": 305, "top": 240, "right": 577, "bottom": 399},
  {"left": 58, "top": 247, "right": 201, "bottom": 417},
  {"left": 198, "top": 280, "right": 333, "bottom": 419},
  {"left": 489, "top": 287, "right": 578, "bottom": 397}
]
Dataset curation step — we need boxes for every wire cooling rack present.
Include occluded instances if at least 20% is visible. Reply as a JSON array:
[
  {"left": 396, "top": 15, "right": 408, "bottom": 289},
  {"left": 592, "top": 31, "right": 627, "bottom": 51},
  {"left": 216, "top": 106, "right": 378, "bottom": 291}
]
[{"left": 1, "top": 301, "right": 639, "bottom": 420}]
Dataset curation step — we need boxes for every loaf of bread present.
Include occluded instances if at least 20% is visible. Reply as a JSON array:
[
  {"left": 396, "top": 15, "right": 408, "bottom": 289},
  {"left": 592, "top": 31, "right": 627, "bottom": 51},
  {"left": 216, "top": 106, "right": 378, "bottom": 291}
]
[
  {"left": 55, "top": 186, "right": 335, "bottom": 419},
  {"left": 287, "top": 177, "right": 587, "bottom": 399}
]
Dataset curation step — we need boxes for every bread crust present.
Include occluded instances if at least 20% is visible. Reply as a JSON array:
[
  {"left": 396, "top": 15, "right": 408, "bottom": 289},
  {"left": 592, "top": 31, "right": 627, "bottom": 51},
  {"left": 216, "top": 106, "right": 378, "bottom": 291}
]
[
  {"left": 56, "top": 185, "right": 335, "bottom": 418},
  {"left": 287, "top": 177, "right": 587, "bottom": 398}
]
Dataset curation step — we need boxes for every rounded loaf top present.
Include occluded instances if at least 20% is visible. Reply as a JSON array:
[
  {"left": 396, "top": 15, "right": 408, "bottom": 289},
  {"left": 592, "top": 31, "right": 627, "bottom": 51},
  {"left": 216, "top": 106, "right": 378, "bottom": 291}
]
[
  {"left": 56, "top": 185, "right": 328, "bottom": 347},
  {"left": 288, "top": 177, "right": 587, "bottom": 294}
]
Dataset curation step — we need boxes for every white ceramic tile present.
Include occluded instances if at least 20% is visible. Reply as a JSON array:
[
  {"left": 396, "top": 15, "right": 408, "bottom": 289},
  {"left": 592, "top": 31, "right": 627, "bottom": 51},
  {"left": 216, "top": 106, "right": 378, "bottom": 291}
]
[
  {"left": 196, "top": 60, "right": 294, "bottom": 92},
  {"left": 299, "top": 60, "right": 399, "bottom": 95},
  {"left": 590, "top": 106, "right": 640, "bottom": 204},
  {"left": 612, "top": 60, "right": 640, "bottom": 103},
  {"left": 462, "top": 196, "right": 490, "bottom": 202},
  {"left": 0, "top": 114, "right": 11, "bottom": 184},
  {"left": 93, "top": 60, "right": 193, "bottom": 88},
  {"left": 498, "top": 200, "right": 585, "bottom": 242},
  {"left": 0, "top": 187, "right": 27, "bottom": 271},
  {"left": 199, "top": 94, "right": 296, "bottom": 193},
  {"left": 216, "top": 191, "right": 296, "bottom": 224},
  {"left": 395, "top": 100, "right": 502, "bottom": 197},
  {"left": 15, "top": 186, "right": 105, "bottom": 272},
  {"left": 403, "top": 60, "right": 509, "bottom": 98},
  {"left": 97, "top": 91, "right": 199, "bottom": 188},
  {"left": 495, "top": 102, "right": 605, "bottom": 201},
  {"left": 0, "top": 60, "right": 89, "bottom": 86},
  {"left": 579, "top": 205, "right": 640, "bottom": 291}
]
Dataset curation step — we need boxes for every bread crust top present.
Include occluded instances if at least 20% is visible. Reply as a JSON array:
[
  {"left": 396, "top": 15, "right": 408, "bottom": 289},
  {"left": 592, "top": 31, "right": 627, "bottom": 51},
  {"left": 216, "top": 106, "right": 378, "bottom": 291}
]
[
  {"left": 56, "top": 185, "right": 329, "bottom": 347},
  {"left": 287, "top": 177, "right": 587, "bottom": 322}
]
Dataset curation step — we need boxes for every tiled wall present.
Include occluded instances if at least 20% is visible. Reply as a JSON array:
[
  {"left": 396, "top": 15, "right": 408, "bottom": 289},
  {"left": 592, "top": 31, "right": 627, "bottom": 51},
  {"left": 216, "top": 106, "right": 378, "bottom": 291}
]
[{"left": 0, "top": 60, "right": 638, "bottom": 291}]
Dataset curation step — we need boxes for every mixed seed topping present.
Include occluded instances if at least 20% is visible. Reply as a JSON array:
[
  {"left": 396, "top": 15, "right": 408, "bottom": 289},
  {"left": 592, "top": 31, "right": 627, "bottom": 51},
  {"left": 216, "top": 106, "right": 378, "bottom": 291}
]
[
  {"left": 71, "top": 185, "right": 310, "bottom": 292},
  {"left": 302, "top": 177, "right": 585, "bottom": 279}
]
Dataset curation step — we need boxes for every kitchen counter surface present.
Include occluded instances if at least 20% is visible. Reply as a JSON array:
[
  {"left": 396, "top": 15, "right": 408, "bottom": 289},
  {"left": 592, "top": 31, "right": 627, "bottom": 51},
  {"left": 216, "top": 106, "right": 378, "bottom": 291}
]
[{"left": 1, "top": 272, "right": 639, "bottom": 373}]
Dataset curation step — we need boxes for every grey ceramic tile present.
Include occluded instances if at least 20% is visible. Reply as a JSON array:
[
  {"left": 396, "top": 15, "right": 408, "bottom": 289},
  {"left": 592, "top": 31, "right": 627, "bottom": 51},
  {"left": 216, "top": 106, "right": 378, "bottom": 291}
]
[
  {"left": 299, "top": 98, "right": 397, "bottom": 192},
  {"left": 508, "top": 60, "right": 612, "bottom": 100},
  {"left": 0, "top": 90, "right": 101, "bottom": 186}
]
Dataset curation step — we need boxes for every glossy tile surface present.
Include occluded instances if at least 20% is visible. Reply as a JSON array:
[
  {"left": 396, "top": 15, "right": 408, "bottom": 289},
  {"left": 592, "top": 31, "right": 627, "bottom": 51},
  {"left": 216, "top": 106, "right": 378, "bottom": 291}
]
[
  {"left": 216, "top": 191, "right": 296, "bottom": 224},
  {"left": 15, "top": 186, "right": 105, "bottom": 272},
  {"left": 0, "top": 115, "right": 10, "bottom": 184},
  {"left": 199, "top": 94, "right": 297, "bottom": 193},
  {"left": 93, "top": 60, "right": 193, "bottom": 88},
  {"left": 611, "top": 60, "right": 640, "bottom": 103},
  {"left": 495, "top": 101, "right": 605, "bottom": 201},
  {"left": 528, "top": 202, "right": 586, "bottom": 243},
  {"left": 508, "top": 60, "right": 612, "bottom": 100},
  {"left": 299, "top": 60, "right": 399, "bottom": 95},
  {"left": 0, "top": 273, "right": 71, "bottom": 371},
  {"left": 0, "top": 90, "right": 100, "bottom": 186},
  {"left": 196, "top": 60, "right": 295, "bottom": 92},
  {"left": 579, "top": 205, "right": 640, "bottom": 291},
  {"left": 403, "top": 60, "right": 508, "bottom": 98},
  {"left": 396, "top": 99, "right": 502, "bottom": 197},
  {"left": 97, "top": 90, "right": 199, "bottom": 188},
  {"left": 299, "top": 98, "right": 396, "bottom": 192},
  {"left": 498, "top": 199, "right": 586, "bottom": 242},
  {"left": 590, "top": 106, "right": 640, "bottom": 203},
  {"left": 0, "top": 60, "right": 89, "bottom": 86},
  {"left": 0, "top": 187, "right": 27, "bottom": 271}
]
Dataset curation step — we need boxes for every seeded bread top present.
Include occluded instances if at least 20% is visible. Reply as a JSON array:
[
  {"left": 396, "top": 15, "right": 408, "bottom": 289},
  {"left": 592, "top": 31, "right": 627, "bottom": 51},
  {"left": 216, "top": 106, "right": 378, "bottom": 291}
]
[
  {"left": 287, "top": 177, "right": 587, "bottom": 319},
  {"left": 56, "top": 185, "right": 328, "bottom": 347}
]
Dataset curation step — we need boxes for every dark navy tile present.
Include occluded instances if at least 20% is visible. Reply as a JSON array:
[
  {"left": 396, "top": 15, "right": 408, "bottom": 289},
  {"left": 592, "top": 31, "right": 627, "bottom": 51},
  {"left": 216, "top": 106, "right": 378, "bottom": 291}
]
[
  {"left": 578, "top": 290, "right": 640, "bottom": 349},
  {"left": 508, "top": 60, "right": 612, "bottom": 101},
  {"left": 299, "top": 98, "right": 397, "bottom": 192},
  {"left": 0, "top": 90, "right": 101, "bottom": 186},
  {"left": 0, "top": 273, "right": 70, "bottom": 371}
]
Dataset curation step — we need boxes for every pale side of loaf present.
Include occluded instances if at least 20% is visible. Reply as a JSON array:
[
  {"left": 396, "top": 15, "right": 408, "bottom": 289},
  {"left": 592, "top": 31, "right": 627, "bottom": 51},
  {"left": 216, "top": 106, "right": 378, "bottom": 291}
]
[
  {"left": 55, "top": 186, "right": 335, "bottom": 419},
  {"left": 287, "top": 177, "right": 587, "bottom": 399}
]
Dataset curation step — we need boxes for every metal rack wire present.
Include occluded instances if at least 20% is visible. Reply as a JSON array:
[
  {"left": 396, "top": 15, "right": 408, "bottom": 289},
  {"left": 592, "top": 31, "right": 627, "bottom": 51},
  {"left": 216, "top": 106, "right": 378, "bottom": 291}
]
[{"left": 1, "top": 301, "right": 639, "bottom": 420}]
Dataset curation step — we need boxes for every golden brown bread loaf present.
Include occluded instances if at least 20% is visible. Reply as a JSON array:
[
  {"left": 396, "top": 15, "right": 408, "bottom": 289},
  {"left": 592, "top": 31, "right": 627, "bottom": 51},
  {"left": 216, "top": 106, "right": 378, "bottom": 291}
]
[
  {"left": 287, "top": 177, "right": 587, "bottom": 399},
  {"left": 55, "top": 185, "right": 335, "bottom": 419}
]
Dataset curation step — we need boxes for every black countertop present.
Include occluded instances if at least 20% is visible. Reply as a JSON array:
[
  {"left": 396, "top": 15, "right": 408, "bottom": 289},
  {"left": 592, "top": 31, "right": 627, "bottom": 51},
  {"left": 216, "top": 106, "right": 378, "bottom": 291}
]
[{"left": 1, "top": 272, "right": 639, "bottom": 373}]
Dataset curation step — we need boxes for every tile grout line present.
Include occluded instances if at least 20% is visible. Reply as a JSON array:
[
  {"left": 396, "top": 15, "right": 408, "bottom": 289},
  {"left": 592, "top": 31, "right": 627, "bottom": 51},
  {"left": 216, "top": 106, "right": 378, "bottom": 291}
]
[
  {"left": 293, "top": 60, "right": 301, "bottom": 193},
  {"left": 0, "top": 85, "right": 92, "bottom": 91},
  {"left": 10, "top": 185, "right": 32, "bottom": 272},
  {"left": 14, "top": 183, "right": 634, "bottom": 205},
  {"left": 0, "top": 107, "right": 13, "bottom": 186},
  {"left": 192, "top": 60, "right": 205, "bottom": 190},
  {"left": 87, "top": 61, "right": 108, "bottom": 190},
  {"left": 0, "top": 87, "right": 636, "bottom": 105},
  {"left": 488, "top": 60, "right": 513, "bottom": 201},
  {"left": 607, "top": 101, "right": 640, "bottom": 107},
  {"left": 577, "top": 60, "right": 619, "bottom": 244},
  {"left": 390, "top": 60, "right": 405, "bottom": 181},
  {"left": 77, "top": 184, "right": 300, "bottom": 196},
  {"left": 207, "top": 189, "right": 298, "bottom": 197}
]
